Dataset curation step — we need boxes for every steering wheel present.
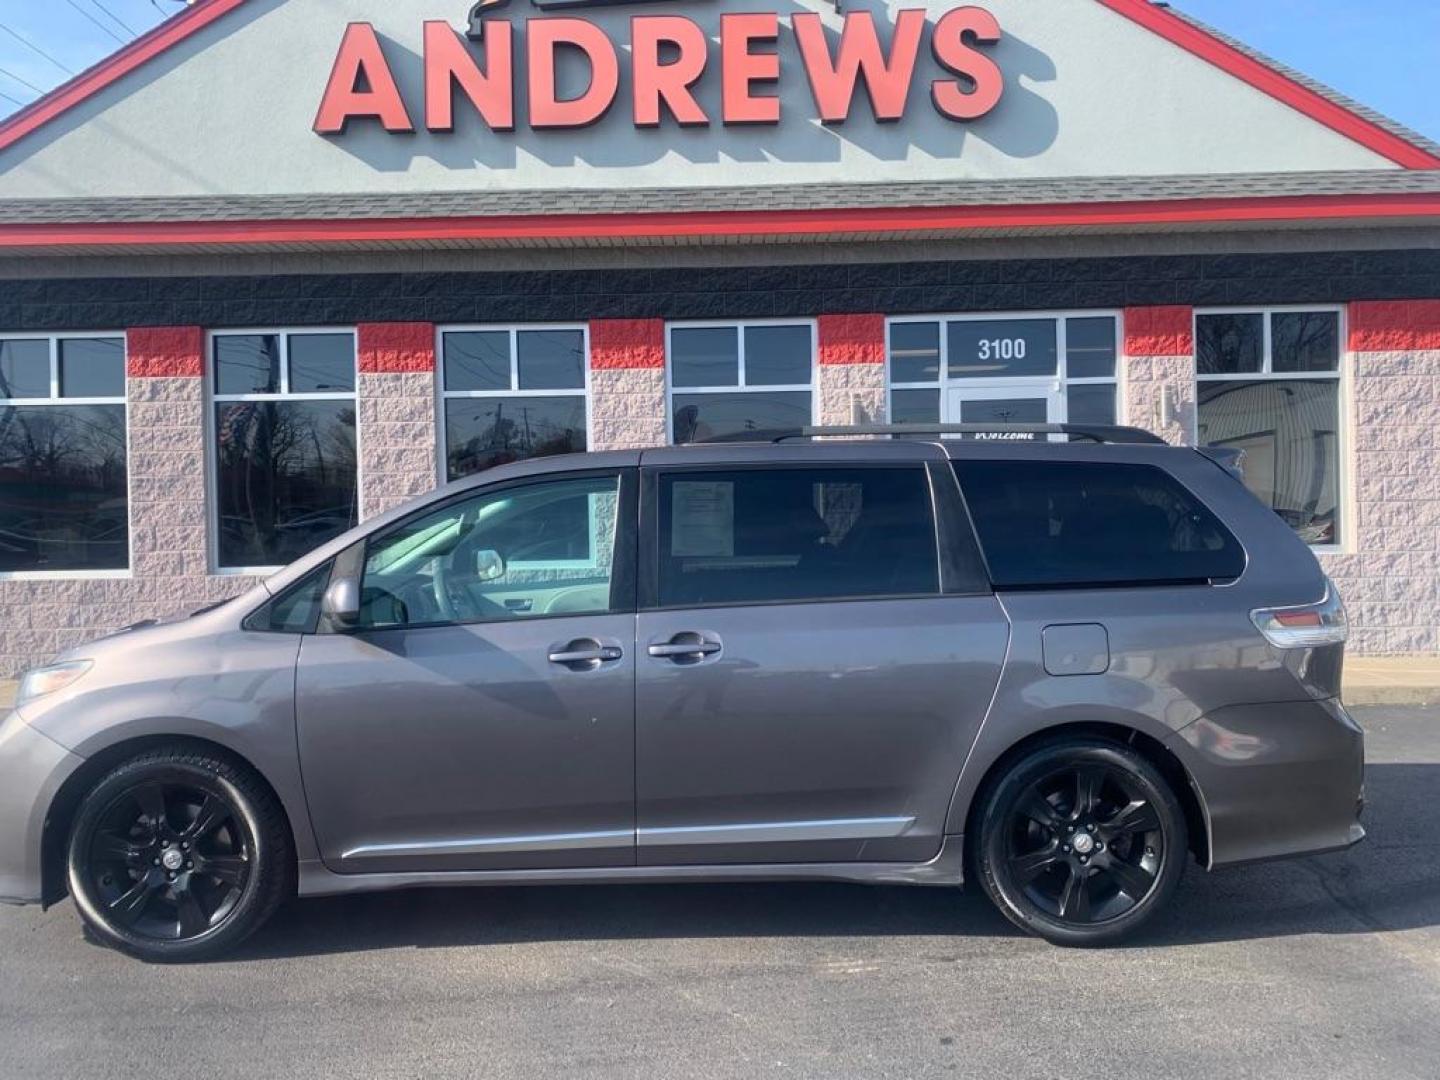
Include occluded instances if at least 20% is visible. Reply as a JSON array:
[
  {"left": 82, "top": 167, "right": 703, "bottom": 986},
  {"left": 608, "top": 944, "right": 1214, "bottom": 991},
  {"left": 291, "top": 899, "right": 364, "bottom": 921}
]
[{"left": 431, "top": 559, "right": 461, "bottom": 622}]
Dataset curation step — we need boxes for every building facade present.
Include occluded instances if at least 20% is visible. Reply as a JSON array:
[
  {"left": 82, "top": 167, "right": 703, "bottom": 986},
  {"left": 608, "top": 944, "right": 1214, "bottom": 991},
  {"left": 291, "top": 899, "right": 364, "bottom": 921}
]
[{"left": 0, "top": 0, "right": 1439, "bottom": 674}]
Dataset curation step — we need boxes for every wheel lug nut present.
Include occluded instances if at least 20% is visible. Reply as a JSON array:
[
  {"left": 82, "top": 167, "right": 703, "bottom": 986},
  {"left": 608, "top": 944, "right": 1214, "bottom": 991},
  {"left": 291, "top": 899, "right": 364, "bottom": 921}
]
[
  {"left": 1062, "top": 844, "right": 1071, "bottom": 853},
  {"left": 186, "top": 862, "right": 194, "bottom": 869},
  {"left": 1079, "top": 856, "right": 1089, "bottom": 864},
  {"left": 1086, "top": 824, "right": 1096, "bottom": 833},
  {"left": 153, "top": 858, "right": 161, "bottom": 866},
  {"left": 1096, "top": 843, "right": 1105, "bottom": 852},
  {"left": 1066, "top": 826, "right": 1076, "bottom": 834},
  {"left": 167, "top": 872, "right": 176, "bottom": 881}
]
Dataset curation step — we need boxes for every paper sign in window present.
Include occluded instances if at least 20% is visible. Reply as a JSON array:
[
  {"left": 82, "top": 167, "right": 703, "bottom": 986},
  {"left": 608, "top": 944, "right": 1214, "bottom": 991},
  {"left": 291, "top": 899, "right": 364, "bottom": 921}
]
[{"left": 671, "top": 481, "right": 735, "bottom": 557}]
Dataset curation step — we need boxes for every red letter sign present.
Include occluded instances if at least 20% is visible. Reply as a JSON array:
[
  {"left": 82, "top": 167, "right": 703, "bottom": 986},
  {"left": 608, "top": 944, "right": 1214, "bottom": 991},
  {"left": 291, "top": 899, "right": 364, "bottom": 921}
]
[
  {"left": 793, "top": 10, "right": 925, "bottom": 124},
  {"left": 314, "top": 23, "right": 414, "bottom": 134},
  {"left": 931, "top": 6, "right": 1004, "bottom": 121},
  {"left": 632, "top": 16, "right": 710, "bottom": 128},
  {"left": 528, "top": 18, "right": 621, "bottom": 129},
  {"left": 424, "top": 20, "right": 514, "bottom": 132},
  {"left": 721, "top": 13, "right": 781, "bottom": 125}
]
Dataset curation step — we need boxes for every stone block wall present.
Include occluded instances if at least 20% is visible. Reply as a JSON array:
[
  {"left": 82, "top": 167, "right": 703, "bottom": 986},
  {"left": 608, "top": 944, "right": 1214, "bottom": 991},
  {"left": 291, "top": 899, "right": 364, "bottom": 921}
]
[
  {"left": 1122, "top": 306, "right": 1196, "bottom": 446},
  {"left": 589, "top": 319, "right": 668, "bottom": 451},
  {"left": 357, "top": 322, "right": 439, "bottom": 519},
  {"left": 818, "top": 314, "right": 888, "bottom": 425},
  {"left": 1319, "top": 301, "right": 1440, "bottom": 655}
]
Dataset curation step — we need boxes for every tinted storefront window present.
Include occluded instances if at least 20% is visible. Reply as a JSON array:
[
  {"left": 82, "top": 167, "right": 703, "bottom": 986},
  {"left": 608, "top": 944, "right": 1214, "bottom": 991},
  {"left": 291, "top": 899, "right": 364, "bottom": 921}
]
[
  {"left": 445, "top": 396, "right": 586, "bottom": 479},
  {"left": 669, "top": 322, "right": 814, "bottom": 442},
  {"left": 0, "top": 336, "right": 128, "bottom": 574},
  {"left": 1196, "top": 310, "right": 1342, "bottom": 547},
  {"left": 1197, "top": 380, "right": 1341, "bottom": 547},
  {"left": 215, "top": 400, "right": 358, "bottom": 569},
  {"left": 212, "top": 332, "right": 359, "bottom": 568},
  {"left": 442, "top": 327, "right": 588, "bottom": 481}
]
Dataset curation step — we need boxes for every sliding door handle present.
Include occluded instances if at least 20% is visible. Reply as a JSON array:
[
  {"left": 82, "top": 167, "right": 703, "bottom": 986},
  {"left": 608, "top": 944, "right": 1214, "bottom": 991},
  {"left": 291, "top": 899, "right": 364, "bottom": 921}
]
[{"left": 647, "top": 633, "right": 723, "bottom": 663}]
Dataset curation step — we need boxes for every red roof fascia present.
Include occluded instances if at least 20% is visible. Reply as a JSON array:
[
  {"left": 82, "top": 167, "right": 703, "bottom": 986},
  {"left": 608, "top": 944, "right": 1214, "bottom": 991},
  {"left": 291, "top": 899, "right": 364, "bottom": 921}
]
[{"left": 0, "top": 192, "right": 1437, "bottom": 249}]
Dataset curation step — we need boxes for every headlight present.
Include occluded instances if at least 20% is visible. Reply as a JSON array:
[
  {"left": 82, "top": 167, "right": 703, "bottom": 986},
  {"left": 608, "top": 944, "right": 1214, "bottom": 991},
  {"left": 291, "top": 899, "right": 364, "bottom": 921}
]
[{"left": 17, "top": 660, "right": 93, "bottom": 705}]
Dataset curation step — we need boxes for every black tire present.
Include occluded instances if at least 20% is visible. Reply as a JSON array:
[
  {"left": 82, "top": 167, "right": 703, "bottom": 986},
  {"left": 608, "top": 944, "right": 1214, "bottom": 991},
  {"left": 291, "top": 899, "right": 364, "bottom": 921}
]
[
  {"left": 66, "top": 747, "right": 291, "bottom": 963},
  {"left": 975, "top": 738, "right": 1187, "bottom": 947}
]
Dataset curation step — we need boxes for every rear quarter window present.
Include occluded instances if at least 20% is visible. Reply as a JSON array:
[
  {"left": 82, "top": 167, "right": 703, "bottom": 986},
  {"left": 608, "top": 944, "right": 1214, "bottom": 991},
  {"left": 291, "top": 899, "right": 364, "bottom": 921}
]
[{"left": 953, "top": 460, "right": 1245, "bottom": 589}]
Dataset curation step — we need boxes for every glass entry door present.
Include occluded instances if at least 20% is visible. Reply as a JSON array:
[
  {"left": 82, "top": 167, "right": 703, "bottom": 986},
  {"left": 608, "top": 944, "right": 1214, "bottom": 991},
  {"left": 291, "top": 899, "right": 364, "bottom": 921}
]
[{"left": 945, "top": 383, "right": 1063, "bottom": 437}]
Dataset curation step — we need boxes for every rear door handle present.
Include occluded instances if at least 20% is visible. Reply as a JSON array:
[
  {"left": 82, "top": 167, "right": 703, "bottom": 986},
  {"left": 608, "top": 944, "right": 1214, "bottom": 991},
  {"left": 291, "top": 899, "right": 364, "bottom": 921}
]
[
  {"left": 548, "top": 639, "right": 624, "bottom": 670},
  {"left": 647, "top": 633, "right": 723, "bottom": 662}
]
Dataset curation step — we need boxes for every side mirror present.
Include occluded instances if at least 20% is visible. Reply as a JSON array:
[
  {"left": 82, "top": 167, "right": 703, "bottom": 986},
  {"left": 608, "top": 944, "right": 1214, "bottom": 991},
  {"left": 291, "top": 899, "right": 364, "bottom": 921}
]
[
  {"left": 474, "top": 549, "right": 507, "bottom": 583},
  {"left": 321, "top": 576, "right": 362, "bottom": 628}
]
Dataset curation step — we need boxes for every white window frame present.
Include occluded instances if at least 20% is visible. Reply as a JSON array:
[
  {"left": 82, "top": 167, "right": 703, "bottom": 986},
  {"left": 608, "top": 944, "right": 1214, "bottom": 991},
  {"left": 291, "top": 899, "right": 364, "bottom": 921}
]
[
  {"left": 665, "top": 318, "right": 819, "bottom": 443},
  {"left": 207, "top": 328, "right": 361, "bottom": 575},
  {"left": 885, "top": 310, "right": 1122, "bottom": 425},
  {"left": 1194, "top": 305, "right": 1350, "bottom": 555},
  {"left": 437, "top": 324, "right": 596, "bottom": 572},
  {"left": 0, "top": 331, "right": 132, "bottom": 581}
]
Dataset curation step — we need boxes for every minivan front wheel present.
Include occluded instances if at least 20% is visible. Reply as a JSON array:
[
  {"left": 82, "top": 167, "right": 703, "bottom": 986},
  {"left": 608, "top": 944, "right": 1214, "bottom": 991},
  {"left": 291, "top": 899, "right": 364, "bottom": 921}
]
[
  {"left": 976, "top": 739, "right": 1187, "bottom": 946},
  {"left": 67, "top": 748, "right": 290, "bottom": 962}
]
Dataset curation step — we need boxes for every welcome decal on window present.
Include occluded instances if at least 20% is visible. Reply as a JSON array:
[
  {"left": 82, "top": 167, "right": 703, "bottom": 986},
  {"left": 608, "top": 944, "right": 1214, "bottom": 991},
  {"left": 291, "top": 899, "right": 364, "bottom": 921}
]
[{"left": 313, "top": 1, "right": 1005, "bottom": 134}]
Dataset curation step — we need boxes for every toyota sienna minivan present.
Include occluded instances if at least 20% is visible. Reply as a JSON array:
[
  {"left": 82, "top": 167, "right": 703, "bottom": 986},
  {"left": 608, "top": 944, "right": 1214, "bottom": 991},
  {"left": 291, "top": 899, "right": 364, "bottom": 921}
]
[{"left": 0, "top": 423, "right": 1364, "bottom": 961}]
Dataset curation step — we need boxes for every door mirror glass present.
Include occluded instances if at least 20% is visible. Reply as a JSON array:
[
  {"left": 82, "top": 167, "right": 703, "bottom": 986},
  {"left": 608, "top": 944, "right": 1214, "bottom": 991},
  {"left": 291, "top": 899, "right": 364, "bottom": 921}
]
[
  {"left": 473, "top": 549, "right": 506, "bottom": 582},
  {"left": 321, "top": 576, "right": 362, "bottom": 627}
]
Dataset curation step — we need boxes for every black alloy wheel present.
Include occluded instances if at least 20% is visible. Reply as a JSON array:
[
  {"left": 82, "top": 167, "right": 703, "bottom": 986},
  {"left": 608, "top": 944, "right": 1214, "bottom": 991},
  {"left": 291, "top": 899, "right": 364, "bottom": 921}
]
[
  {"left": 68, "top": 749, "right": 290, "bottom": 962},
  {"left": 976, "top": 738, "right": 1187, "bottom": 946}
]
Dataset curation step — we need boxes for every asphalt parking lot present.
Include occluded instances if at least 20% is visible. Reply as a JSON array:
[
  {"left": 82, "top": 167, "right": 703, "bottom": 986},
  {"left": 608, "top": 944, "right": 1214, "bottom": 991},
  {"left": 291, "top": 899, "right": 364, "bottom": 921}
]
[{"left": 2, "top": 705, "right": 1438, "bottom": 1080}]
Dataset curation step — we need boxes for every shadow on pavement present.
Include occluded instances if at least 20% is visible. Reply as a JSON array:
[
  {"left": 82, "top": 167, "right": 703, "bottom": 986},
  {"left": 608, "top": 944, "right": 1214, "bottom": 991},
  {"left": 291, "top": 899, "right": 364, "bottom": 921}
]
[{"left": 231, "top": 763, "right": 1439, "bottom": 961}]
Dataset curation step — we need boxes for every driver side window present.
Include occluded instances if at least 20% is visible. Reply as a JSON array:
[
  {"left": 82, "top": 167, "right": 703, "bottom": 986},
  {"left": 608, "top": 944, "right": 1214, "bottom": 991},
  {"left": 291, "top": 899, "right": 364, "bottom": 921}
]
[{"left": 357, "top": 473, "right": 623, "bottom": 629}]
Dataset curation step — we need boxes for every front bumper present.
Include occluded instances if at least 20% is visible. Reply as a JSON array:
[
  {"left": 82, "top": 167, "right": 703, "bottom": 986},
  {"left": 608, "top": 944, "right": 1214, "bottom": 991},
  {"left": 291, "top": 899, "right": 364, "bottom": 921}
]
[
  {"left": 1170, "top": 697, "right": 1366, "bottom": 869},
  {"left": 0, "top": 709, "right": 85, "bottom": 906}
]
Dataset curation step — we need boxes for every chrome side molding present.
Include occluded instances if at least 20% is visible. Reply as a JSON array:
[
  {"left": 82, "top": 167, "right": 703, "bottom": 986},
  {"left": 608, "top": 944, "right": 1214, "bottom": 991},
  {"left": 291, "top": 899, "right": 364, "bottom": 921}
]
[
  {"left": 637, "top": 816, "right": 916, "bottom": 847},
  {"left": 341, "top": 816, "right": 918, "bottom": 861}
]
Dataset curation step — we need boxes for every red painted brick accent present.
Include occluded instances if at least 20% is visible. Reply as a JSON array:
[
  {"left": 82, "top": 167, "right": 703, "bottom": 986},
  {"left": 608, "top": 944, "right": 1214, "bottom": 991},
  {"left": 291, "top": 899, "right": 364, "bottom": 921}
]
[
  {"left": 1124, "top": 306, "right": 1195, "bottom": 357},
  {"left": 818, "top": 313, "right": 886, "bottom": 365},
  {"left": 1349, "top": 300, "right": 1440, "bottom": 352},
  {"left": 126, "top": 326, "right": 203, "bottom": 377},
  {"left": 358, "top": 322, "right": 436, "bottom": 374},
  {"left": 590, "top": 319, "right": 665, "bottom": 369}
]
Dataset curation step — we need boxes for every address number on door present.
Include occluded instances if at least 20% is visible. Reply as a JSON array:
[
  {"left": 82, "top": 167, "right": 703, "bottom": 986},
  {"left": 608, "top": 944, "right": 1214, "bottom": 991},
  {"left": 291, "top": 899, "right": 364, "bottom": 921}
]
[{"left": 977, "top": 339, "right": 1028, "bottom": 361}]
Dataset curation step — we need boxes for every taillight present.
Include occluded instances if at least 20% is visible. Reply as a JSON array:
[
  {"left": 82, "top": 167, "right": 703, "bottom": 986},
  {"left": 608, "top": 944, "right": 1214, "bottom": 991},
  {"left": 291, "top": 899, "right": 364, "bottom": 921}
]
[{"left": 1250, "top": 581, "right": 1348, "bottom": 649}]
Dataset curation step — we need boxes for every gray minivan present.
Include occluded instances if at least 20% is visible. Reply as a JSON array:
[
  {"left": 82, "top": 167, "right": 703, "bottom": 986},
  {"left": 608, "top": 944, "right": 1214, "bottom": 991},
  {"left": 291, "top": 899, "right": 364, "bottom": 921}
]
[{"left": 0, "top": 423, "right": 1364, "bottom": 961}]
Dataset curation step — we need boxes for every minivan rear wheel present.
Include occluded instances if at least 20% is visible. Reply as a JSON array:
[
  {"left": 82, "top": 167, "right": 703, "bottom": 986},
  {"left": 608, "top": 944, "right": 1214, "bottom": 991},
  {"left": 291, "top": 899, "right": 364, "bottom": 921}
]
[
  {"left": 66, "top": 748, "right": 290, "bottom": 963},
  {"left": 975, "top": 738, "right": 1186, "bottom": 947}
]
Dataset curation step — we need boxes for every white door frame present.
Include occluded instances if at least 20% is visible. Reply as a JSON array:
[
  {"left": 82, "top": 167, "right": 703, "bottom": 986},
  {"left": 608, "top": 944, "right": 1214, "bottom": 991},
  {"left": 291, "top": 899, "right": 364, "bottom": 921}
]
[{"left": 944, "top": 380, "right": 1065, "bottom": 429}]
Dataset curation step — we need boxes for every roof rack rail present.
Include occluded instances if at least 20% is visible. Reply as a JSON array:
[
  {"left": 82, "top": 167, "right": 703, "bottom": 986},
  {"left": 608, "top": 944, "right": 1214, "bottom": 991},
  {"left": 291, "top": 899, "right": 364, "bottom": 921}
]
[{"left": 695, "top": 423, "right": 1164, "bottom": 445}]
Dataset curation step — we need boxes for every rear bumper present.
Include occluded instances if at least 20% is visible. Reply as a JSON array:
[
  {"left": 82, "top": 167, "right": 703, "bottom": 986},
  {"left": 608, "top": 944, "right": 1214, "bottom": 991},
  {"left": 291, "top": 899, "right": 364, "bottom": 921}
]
[
  {"left": 1170, "top": 697, "right": 1365, "bottom": 869},
  {"left": 0, "top": 710, "right": 85, "bottom": 906}
]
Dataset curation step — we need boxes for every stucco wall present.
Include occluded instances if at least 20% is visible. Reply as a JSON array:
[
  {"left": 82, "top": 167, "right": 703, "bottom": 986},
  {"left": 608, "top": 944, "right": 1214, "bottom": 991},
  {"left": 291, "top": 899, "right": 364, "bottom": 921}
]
[{"left": 0, "top": 0, "right": 1393, "bottom": 200}]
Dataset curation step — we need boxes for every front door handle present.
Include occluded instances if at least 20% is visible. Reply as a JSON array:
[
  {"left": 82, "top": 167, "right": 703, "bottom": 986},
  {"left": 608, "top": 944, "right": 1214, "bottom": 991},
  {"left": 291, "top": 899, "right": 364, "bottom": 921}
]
[
  {"left": 548, "top": 639, "right": 624, "bottom": 670},
  {"left": 647, "top": 633, "right": 723, "bottom": 663}
]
